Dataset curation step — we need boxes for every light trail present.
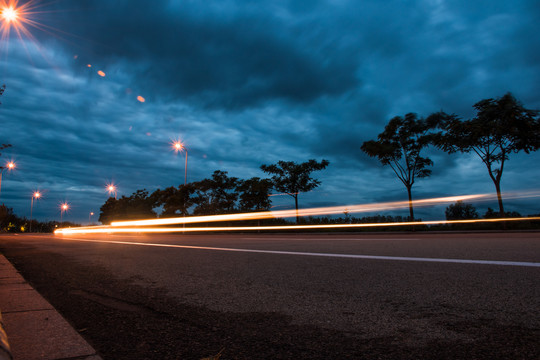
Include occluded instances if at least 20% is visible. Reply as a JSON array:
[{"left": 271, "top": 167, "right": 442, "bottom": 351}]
[
  {"left": 54, "top": 216, "right": 540, "bottom": 235},
  {"left": 52, "top": 237, "right": 540, "bottom": 268},
  {"left": 110, "top": 193, "right": 492, "bottom": 227}
]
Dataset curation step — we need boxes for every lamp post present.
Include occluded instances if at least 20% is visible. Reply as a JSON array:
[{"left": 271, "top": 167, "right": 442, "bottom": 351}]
[
  {"left": 172, "top": 140, "right": 188, "bottom": 186},
  {"left": 60, "top": 203, "right": 69, "bottom": 225},
  {"left": 0, "top": 161, "right": 15, "bottom": 201},
  {"left": 29, "top": 191, "right": 41, "bottom": 232},
  {"left": 173, "top": 140, "right": 189, "bottom": 230},
  {"left": 89, "top": 211, "right": 94, "bottom": 224}
]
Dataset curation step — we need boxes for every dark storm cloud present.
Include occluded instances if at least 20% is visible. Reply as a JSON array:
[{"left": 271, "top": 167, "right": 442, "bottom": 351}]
[{"left": 42, "top": 0, "right": 361, "bottom": 109}]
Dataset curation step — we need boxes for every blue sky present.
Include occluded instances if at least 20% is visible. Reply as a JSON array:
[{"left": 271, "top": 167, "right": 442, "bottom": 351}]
[{"left": 1, "top": 0, "right": 540, "bottom": 224}]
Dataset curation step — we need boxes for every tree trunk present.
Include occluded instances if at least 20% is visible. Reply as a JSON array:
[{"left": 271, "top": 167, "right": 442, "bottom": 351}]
[
  {"left": 492, "top": 178, "right": 507, "bottom": 230},
  {"left": 294, "top": 195, "right": 299, "bottom": 224},
  {"left": 407, "top": 186, "right": 414, "bottom": 221},
  {"left": 407, "top": 186, "right": 415, "bottom": 232},
  {"left": 493, "top": 179, "right": 505, "bottom": 217}
]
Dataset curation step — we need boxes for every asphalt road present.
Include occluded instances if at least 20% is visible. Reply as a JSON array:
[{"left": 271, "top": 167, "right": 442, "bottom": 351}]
[{"left": 1, "top": 231, "right": 539, "bottom": 359}]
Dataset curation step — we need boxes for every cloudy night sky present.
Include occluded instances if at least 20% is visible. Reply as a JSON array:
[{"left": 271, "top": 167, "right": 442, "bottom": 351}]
[{"left": 1, "top": 0, "right": 540, "bottom": 224}]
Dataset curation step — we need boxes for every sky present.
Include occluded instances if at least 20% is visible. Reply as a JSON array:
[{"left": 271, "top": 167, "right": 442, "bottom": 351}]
[{"left": 1, "top": 0, "right": 540, "bottom": 224}]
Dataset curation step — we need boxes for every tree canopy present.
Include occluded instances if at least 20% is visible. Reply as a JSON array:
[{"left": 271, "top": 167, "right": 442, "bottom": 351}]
[
  {"left": 434, "top": 93, "right": 540, "bottom": 216},
  {"left": 361, "top": 113, "right": 437, "bottom": 221},
  {"left": 237, "top": 177, "right": 273, "bottom": 212},
  {"left": 445, "top": 201, "right": 479, "bottom": 220},
  {"left": 261, "top": 159, "right": 329, "bottom": 223}
]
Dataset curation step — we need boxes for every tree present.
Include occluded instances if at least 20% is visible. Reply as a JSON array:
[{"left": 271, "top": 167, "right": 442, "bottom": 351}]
[
  {"left": 152, "top": 184, "right": 195, "bottom": 217},
  {"left": 99, "top": 189, "right": 156, "bottom": 224},
  {"left": 260, "top": 159, "right": 329, "bottom": 223},
  {"left": 434, "top": 93, "right": 540, "bottom": 217},
  {"left": 192, "top": 170, "right": 239, "bottom": 215},
  {"left": 361, "top": 113, "right": 437, "bottom": 221},
  {"left": 483, "top": 207, "right": 521, "bottom": 219},
  {"left": 445, "top": 201, "right": 479, "bottom": 220},
  {"left": 237, "top": 177, "right": 273, "bottom": 212},
  {"left": 0, "top": 85, "right": 12, "bottom": 160},
  {"left": 0, "top": 84, "right": 5, "bottom": 104}
]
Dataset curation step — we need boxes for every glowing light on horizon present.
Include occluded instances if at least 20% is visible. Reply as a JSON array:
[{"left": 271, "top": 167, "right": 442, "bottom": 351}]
[
  {"left": 110, "top": 193, "right": 491, "bottom": 227},
  {"left": 53, "top": 191, "right": 540, "bottom": 236},
  {"left": 54, "top": 216, "right": 540, "bottom": 235},
  {"left": 137, "top": 95, "right": 145, "bottom": 103},
  {"left": 97, "top": 70, "right": 106, "bottom": 77}
]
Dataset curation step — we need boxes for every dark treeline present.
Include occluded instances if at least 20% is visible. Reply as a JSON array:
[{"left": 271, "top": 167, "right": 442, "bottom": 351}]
[
  {"left": 0, "top": 204, "right": 79, "bottom": 233},
  {"left": 99, "top": 159, "right": 330, "bottom": 225}
]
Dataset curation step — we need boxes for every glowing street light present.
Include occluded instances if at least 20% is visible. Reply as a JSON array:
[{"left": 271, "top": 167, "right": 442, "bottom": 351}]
[
  {"left": 172, "top": 140, "right": 188, "bottom": 186},
  {"left": 89, "top": 211, "right": 94, "bottom": 223},
  {"left": 1, "top": 5, "right": 18, "bottom": 23},
  {"left": 60, "top": 202, "right": 69, "bottom": 225},
  {"left": 29, "top": 191, "right": 41, "bottom": 232},
  {"left": 106, "top": 184, "right": 117, "bottom": 199},
  {"left": 0, "top": 160, "right": 15, "bottom": 200}
]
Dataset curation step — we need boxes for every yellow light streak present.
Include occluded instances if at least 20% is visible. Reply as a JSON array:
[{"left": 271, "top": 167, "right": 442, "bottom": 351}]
[
  {"left": 110, "top": 193, "right": 491, "bottom": 227},
  {"left": 54, "top": 216, "right": 540, "bottom": 235},
  {"left": 54, "top": 191, "right": 540, "bottom": 235}
]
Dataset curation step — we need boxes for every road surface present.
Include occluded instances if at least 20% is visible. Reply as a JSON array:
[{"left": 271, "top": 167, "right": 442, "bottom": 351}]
[{"left": 0, "top": 231, "right": 539, "bottom": 359}]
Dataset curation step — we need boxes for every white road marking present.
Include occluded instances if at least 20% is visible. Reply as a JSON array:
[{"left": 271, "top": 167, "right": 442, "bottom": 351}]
[
  {"left": 61, "top": 237, "right": 540, "bottom": 268},
  {"left": 240, "top": 237, "right": 420, "bottom": 241}
]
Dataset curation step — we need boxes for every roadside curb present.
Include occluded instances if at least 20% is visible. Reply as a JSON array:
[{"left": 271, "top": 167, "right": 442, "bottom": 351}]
[
  {"left": 0, "top": 253, "right": 102, "bottom": 360},
  {"left": 0, "top": 310, "right": 12, "bottom": 360}
]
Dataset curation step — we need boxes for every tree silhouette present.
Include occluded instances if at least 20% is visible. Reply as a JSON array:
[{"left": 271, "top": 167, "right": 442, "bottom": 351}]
[
  {"left": 0, "top": 84, "right": 12, "bottom": 167},
  {"left": 99, "top": 189, "right": 156, "bottom": 224},
  {"left": 434, "top": 93, "right": 540, "bottom": 217},
  {"left": 152, "top": 184, "right": 194, "bottom": 217},
  {"left": 237, "top": 177, "right": 273, "bottom": 212},
  {"left": 361, "top": 113, "right": 437, "bottom": 221},
  {"left": 445, "top": 201, "right": 479, "bottom": 220},
  {"left": 0, "top": 84, "right": 5, "bottom": 104},
  {"left": 192, "top": 170, "right": 239, "bottom": 215},
  {"left": 261, "top": 159, "right": 329, "bottom": 223}
]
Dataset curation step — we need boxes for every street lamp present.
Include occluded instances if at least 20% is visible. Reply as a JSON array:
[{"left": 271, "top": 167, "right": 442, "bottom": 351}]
[
  {"left": 29, "top": 191, "right": 41, "bottom": 232},
  {"left": 60, "top": 202, "right": 69, "bottom": 225},
  {"left": 106, "top": 184, "right": 117, "bottom": 199},
  {"left": 89, "top": 211, "right": 94, "bottom": 223},
  {"left": 0, "top": 161, "right": 15, "bottom": 201},
  {"left": 172, "top": 140, "right": 188, "bottom": 186}
]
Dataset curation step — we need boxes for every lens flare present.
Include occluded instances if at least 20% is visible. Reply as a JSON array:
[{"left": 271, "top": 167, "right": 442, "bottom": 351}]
[
  {"left": 1, "top": 6, "right": 17, "bottom": 22},
  {"left": 1, "top": 0, "right": 40, "bottom": 47}
]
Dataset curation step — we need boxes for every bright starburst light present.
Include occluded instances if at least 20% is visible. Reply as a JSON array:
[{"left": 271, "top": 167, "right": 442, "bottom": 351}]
[
  {"left": 1, "top": 5, "right": 17, "bottom": 22},
  {"left": 1, "top": 0, "right": 34, "bottom": 41},
  {"left": 0, "top": 0, "right": 68, "bottom": 57}
]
